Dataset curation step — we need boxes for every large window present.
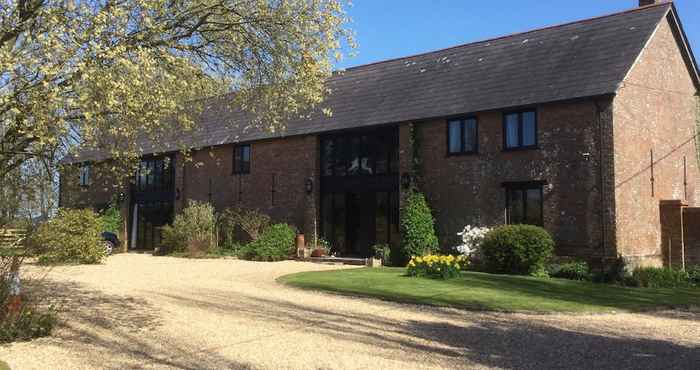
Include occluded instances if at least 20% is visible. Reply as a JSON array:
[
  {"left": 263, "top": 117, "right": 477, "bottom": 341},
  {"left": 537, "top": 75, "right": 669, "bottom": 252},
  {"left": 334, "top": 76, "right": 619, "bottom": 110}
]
[
  {"left": 320, "top": 129, "right": 398, "bottom": 177},
  {"left": 135, "top": 157, "right": 173, "bottom": 192},
  {"left": 79, "top": 164, "right": 91, "bottom": 187},
  {"left": 505, "top": 182, "right": 544, "bottom": 226},
  {"left": 504, "top": 110, "right": 537, "bottom": 150},
  {"left": 447, "top": 117, "right": 478, "bottom": 154},
  {"left": 233, "top": 144, "right": 251, "bottom": 174}
]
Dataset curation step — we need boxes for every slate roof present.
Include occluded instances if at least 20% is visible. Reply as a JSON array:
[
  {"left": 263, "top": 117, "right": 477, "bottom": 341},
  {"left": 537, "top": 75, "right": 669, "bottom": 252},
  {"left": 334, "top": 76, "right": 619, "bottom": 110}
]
[{"left": 67, "top": 2, "right": 695, "bottom": 163}]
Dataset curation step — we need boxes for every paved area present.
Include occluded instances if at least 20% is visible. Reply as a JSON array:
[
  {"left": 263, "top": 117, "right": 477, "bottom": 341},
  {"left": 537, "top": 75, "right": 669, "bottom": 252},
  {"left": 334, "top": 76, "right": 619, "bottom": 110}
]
[{"left": 0, "top": 254, "right": 698, "bottom": 370}]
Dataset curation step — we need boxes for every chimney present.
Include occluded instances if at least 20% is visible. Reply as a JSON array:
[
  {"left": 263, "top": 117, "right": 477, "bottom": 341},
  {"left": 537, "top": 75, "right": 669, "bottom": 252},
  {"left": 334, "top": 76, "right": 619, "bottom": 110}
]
[{"left": 639, "top": 0, "right": 671, "bottom": 6}]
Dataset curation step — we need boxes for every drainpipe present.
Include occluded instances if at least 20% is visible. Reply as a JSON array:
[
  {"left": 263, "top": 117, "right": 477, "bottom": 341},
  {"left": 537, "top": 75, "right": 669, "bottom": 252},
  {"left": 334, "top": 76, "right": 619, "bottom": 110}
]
[{"left": 594, "top": 99, "right": 608, "bottom": 263}]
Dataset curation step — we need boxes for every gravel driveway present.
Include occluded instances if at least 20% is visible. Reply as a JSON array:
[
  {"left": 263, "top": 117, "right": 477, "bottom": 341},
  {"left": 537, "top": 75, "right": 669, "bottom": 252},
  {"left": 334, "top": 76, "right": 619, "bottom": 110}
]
[{"left": 1, "top": 254, "right": 698, "bottom": 370}]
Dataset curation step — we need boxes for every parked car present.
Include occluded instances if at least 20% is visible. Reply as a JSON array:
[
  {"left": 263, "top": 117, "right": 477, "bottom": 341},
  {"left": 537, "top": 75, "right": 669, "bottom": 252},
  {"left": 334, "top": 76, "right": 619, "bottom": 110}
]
[{"left": 101, "top": 232, "right": 120, "bottom": 255}]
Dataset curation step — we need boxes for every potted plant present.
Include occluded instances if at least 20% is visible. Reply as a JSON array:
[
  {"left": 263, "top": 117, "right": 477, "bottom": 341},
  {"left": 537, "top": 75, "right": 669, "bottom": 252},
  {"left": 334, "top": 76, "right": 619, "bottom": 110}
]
[
  {"left": 310, "top": 238, "right": 331, "bottom": 257},
  {"left": 369, "top": 244, "right": 388, "bottom": 267}
]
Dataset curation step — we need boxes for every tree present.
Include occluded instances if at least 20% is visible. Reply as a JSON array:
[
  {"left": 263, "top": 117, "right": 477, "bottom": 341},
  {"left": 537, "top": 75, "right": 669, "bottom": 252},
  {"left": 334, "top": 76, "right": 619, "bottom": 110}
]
[{"left": 0, "top": 0, "right": 352, "bottom": 179}]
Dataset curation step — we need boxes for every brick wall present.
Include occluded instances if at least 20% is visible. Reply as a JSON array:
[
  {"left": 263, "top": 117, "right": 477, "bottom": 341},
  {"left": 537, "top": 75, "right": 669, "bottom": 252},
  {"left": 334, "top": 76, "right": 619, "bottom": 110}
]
[
  {"left": 410, "top": 98, "right": 609, "bottom": 259},
  {"left": 612, "top": 16, "right": 699, "bottom": 265},
  {"left": 176, "top": 135, "right": 319, "bottom": 238}
]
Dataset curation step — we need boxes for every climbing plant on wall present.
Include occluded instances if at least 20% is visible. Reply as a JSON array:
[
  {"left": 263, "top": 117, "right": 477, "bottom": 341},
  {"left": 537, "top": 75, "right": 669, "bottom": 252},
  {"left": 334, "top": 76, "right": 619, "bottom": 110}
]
[{"left": 409, "top": 123, "right": 422, "bottom": 190}]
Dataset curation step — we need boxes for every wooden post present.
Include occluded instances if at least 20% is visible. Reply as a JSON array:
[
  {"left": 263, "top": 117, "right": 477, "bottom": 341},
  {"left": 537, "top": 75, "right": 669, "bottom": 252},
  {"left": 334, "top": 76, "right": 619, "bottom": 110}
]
[
  {"left": 668, "top": 238, "right": 672, "bottom": 267},
  {"left": 650, "top": 149, "right": 655, "bottom": 197},
  {"left": 680, "top": 208, "right": 686, "bottom": 271}
]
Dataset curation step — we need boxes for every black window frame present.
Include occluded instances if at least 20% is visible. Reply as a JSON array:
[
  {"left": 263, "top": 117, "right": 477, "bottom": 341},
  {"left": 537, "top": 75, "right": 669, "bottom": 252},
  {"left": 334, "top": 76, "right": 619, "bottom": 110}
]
[
  {"left": 232, "top": 144, "right": 251, "bottom": 175},
  {"left": 502, "top": 109, "right": 538, "bottom": 151},
  {"left": 79, "top": 163, "right": 91, "bottom": 187},
  {"left": 503, "top": 181, "right": 545, "bottom": 226},
  {"left": 135, "top": 156, "right": 173, "bottom": 193},
  {"left": 446, "top": 116, "right": 479, "bottom": 156}
]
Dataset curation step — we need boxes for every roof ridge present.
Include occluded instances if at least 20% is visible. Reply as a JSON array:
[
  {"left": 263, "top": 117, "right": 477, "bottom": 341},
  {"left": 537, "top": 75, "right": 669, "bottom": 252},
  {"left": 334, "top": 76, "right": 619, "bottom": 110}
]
[{"left": 342, "top": 2, "right": 672, "bottom": 72}]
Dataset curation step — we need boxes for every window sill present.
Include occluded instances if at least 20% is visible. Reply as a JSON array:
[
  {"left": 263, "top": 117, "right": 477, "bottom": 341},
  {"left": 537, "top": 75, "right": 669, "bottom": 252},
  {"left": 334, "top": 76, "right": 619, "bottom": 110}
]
[
  {"left": 446, "top": 151, "right": 479, "bottom": 158},
  {"left": 502, "top": 145, "right": 539, "bottom": 152}
]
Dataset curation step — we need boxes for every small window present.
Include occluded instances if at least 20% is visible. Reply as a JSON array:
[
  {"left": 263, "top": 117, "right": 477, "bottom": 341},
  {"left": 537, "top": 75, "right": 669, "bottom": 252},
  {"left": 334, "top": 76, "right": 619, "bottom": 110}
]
[
  {"left": 233, "top": 144, "right": 251, "bottom": 174},
  {"left": 79, "top": 164, "right": 91, "bottom": 187},
  {"left": 505, "top": 182, "right": 544, "bottom": 226},
  {"left": 504, "top": 110, "right": 537, "bottom": 150},
  {"left": 447, "top": 117, "right": 478, "bottom": 154}
]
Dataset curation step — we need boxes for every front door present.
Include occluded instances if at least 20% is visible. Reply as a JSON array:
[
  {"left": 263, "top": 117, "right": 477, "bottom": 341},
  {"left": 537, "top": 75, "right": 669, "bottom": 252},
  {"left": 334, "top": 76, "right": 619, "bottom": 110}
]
[{"left": 346, "top": 192, "right": 376, "bottom": 257}]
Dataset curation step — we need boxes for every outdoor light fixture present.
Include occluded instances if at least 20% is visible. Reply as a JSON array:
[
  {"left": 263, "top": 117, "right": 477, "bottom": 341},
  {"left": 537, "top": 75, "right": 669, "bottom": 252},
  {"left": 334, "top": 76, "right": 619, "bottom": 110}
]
[
  {"left": 305, "top": 178, "right": 314, "bottom": 195},
  {"left": 401, "top": 172, "right": 411, "bottom": 189}
]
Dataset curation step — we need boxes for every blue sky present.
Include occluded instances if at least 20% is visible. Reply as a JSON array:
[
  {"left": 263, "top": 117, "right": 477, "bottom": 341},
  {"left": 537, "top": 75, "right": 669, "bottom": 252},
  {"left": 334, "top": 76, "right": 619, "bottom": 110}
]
[{"left": 337, "top": 0, "right": 699, "bottom": 69}]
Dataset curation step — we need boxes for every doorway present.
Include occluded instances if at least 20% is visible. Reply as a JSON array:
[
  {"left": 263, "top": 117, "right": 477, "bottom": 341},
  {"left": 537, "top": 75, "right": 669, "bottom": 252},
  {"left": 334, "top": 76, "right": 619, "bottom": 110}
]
[
  {"left": 129, "top": 155, "right": 175, "bottom": 250},
  {"left": 346, "top": 192, "right": 376, "bottom": 257}
]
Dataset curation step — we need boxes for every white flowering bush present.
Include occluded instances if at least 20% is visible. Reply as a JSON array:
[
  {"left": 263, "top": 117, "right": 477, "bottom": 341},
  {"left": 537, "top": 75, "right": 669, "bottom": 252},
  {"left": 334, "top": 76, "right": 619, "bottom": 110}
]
[{"left": 456, "top": 225, "right": 491, "bottom": 258}]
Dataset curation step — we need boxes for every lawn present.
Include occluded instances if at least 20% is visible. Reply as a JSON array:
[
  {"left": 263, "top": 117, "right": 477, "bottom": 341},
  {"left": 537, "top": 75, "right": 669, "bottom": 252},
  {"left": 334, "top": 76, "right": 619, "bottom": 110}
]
[{"left": 278, "top": 267, "right": 700, "bottom": 313}]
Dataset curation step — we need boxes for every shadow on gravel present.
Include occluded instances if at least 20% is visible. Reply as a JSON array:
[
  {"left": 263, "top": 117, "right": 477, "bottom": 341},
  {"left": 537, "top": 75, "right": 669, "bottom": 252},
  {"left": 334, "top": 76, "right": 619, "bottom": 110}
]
[
  {"left": 157, "top": 289, "right": 700, "bottom": 370},
  {"left": 24, "top": 279, "right": 257, "bottom": 370}
]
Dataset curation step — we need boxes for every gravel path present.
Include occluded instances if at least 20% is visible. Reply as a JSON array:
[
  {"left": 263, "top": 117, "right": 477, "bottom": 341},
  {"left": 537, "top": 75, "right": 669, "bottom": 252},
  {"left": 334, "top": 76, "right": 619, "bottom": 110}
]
[{"left": 0, "top": 254, "right": 698, "bottom": 370}]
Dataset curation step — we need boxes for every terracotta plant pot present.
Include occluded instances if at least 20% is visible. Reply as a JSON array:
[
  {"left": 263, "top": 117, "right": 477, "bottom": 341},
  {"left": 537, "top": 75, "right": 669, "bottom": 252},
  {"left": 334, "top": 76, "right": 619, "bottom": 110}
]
[{"left": 310, "top": 248, "right": 327, "bottom": 257}]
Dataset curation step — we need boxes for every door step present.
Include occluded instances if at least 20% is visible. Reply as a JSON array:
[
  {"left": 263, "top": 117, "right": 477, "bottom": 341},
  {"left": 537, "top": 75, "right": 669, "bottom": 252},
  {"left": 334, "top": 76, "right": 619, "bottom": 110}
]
[{"left": 302, "top": 257, "right": 368, "bottom": 266}]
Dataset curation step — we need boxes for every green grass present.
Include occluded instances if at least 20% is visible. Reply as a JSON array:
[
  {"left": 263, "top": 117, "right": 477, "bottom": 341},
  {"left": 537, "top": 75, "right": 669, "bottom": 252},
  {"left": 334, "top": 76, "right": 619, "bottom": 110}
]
[{"left": 278, "top": 267, "right": 700, "bottom": 313}]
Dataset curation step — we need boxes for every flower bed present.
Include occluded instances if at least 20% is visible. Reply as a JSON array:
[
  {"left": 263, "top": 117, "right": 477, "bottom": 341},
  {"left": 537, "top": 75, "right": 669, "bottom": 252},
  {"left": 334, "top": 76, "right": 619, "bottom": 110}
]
[{"left": 406, "top": 255, "right": 467, "bottom": 279}]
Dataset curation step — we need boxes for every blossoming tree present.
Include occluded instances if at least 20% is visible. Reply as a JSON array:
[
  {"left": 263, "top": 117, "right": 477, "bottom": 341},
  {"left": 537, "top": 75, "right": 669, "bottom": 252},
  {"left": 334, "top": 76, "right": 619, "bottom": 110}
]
[{"left": 0, "top": 0, "right": 353, "bottom": 179}]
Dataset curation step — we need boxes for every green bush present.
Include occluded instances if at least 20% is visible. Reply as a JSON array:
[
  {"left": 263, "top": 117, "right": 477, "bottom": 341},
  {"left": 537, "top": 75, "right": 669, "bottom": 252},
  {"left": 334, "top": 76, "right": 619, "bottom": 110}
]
[
  {"left": 373, "top": 244, "right": 392, "bottom": 266},
  {"left": 99, "top": 203, "right": 122, "bottom": 234},
  {"left": 398, "top": 191, "right": 438, "bottom": 264},
  {"left": 480, "top": 224, "right": 554, "bottom": 276},
  {"left": 687, "top": 265, "right": 700, "bottom": 286},
  {"left": 630, "top": 267, "right": 691, "bottom": 288},
  {"left": 239, "top": 223, "right": 296, "bottom": 261},
  {"left": 32, "top": 208, "right": 105, "bottom": 264},
  {"left": 219, "top": 207, "right": 271, "bottom": 243},
  {"left": 0, "top": 257, "right": 56, "bottom": 343},
  {"left": 161, "top": 201, "right": 216, "bottom": 255},
  {"left": 0, "top": 306, "right": 56, "bottom": 343},
  {"left": 548, "top": 261, "right": 591, "bottom": 281}
]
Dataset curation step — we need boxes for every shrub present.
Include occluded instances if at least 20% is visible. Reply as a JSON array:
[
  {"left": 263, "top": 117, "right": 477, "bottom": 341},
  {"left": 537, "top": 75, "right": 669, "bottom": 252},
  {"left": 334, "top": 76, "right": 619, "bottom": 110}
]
[
  {"left": 687, "top": 265, "right": 700, "bottom": 286},
  {"left": 629, "top": 267, "right": 691, "bottom": 288},
  {"left": 455, "top": 225, "right": 490, "bottom": 261},
  {"left": 406, "top": 255, "right": 467, "bottom": 279},
  {"left": 31, "top": 208, "right": 105, "bottom": 264},
  {"left": 480, "top": 224, "right": 554, "bottom": 276},
  {"left": 0, "top": 257, "right": 56, "bottom": 343},
  {"left": 399, "top": 191, "right": 438, "bottom": 264},
  {"left": 99, "top": 203, "right": 122, "bottom": 234},
  {"left": 219, "top": 207, "right": 270, "bottom": 242},
  {"left": 372, "top": 244, "right": 391, "bottom": 265},
  {"left": 548, "top": 261, "right": 591, "bottom": 281},
  {"left": 161, "top": 201, "right": 216, "bottom": 255},
  {"left": 0, "top": 306, "right": 56, "bottom": 343},
  {"left": 239, "top": 223, "right": 296, "bottom": 261}
]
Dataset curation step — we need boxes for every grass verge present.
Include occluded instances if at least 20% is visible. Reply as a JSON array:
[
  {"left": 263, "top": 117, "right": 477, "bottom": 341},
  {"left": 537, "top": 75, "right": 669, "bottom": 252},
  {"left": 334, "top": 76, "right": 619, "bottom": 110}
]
[{"left": 278, "top": 267, "right": 700, "bottom": 313}]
